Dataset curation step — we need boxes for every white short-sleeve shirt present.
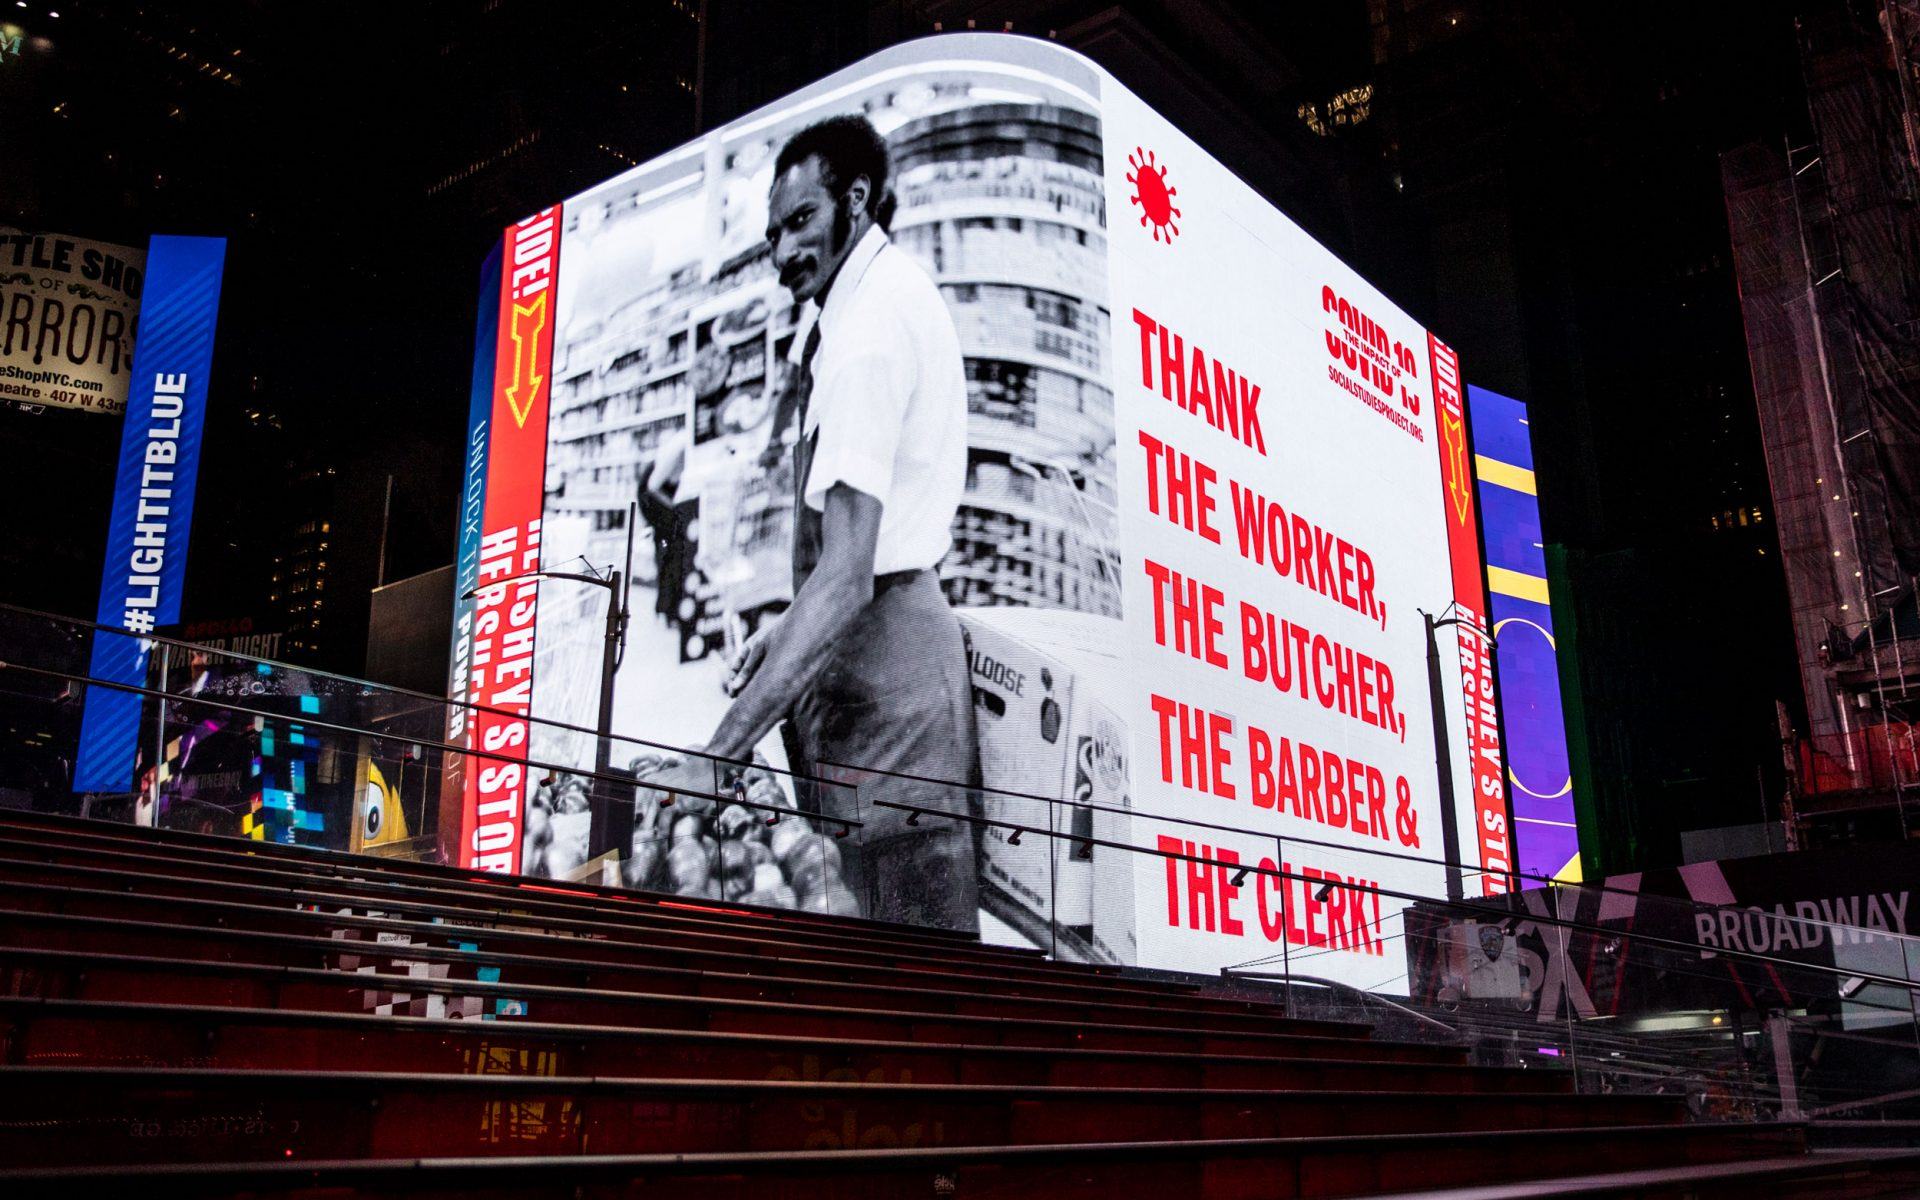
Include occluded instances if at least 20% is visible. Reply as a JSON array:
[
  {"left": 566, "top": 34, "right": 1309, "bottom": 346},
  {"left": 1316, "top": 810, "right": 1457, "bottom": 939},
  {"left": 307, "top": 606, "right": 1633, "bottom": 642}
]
[{"left": 788, "top": 224, "right": 967, "bottom": 576}]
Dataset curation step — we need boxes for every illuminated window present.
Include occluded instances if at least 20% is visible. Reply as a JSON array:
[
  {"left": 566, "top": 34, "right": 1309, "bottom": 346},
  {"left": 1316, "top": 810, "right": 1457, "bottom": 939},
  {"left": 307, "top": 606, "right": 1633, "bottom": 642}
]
[{"left": 1297, "top": 83, "right": 1373, "bottom": 137}]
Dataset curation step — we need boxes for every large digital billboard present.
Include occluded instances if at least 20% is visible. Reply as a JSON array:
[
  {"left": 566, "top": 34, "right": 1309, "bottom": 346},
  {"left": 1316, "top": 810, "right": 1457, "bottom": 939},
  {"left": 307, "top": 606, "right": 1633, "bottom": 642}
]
[
  {"left": 73, "top": 234, "right": 226, "bottom": 796},
  {"left": 1470, "top": 385, "right": 1577, "bottom": 881},
  {"left": 452, "top": 35, "right": 1509, "bottom": 987}
]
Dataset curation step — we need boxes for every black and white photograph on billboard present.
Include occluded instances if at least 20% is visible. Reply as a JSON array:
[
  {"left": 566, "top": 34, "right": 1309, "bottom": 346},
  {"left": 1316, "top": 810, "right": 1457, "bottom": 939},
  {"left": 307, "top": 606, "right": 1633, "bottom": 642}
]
[
  {"left": 520, "top": 41, "right": 1133, "bottom": 959},
  {"left": 483, "top": 34, "right": 1494, "bottom": 989}
]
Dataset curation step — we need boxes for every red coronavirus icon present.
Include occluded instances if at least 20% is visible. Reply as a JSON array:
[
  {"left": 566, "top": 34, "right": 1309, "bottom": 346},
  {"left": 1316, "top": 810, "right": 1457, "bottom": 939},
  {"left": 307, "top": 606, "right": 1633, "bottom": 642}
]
[{"left": 1127, "top": 147, "right": 1180, "bottom": 243}]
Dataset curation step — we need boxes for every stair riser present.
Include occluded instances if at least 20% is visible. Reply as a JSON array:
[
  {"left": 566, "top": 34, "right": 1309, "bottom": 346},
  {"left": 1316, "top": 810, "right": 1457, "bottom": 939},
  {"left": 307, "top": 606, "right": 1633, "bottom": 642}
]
[
  {"left": 0, "top": 913, "right": 1323, "bottom": 1035},
  {"left": 0, "top": 883, "right": 1292, "bottom": 1016},
  {"left": 0, "top": 1130, "right": 1803, "bottom": 1200},
  {"left": 0, "top": 813, "right": 1842, "bottom": 1200},
  {"left": 0, "top": 853, "right": 1209, "bottom": 1003},
  {"left": 0, "top": 1009, "right": 1564, "bottom": 1092},
  {"left": 0, "top": 956, "right": 1465, "bottom": 1062},
  {"left": 0, "top": 821, "right": 984, "bottom": 953},
  {"left": 0, "top": 837, "right": 1082, "bottom": 967},
  {"left": 0, "top": 1086, "right": 1691, "bottom": 1166}
]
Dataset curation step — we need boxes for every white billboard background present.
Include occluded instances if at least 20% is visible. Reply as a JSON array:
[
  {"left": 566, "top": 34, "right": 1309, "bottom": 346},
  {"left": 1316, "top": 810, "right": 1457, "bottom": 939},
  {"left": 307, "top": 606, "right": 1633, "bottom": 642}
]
[
  {"left": 1102, "top": 78, "right": 1467, "bottom": 988},
  {"left": 499, "top": 35, "right": 1487, "bottom": 991},
  {"left": 0, "top": 230, "right": 146, "bottom": 414}
]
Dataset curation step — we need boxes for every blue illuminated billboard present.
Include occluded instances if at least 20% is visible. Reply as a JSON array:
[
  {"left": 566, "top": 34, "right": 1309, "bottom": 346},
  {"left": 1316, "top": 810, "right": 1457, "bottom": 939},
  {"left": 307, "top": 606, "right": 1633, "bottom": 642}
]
[
  {"left": 72, "top": 234, "right": 227, "bottom": 795},
  {"left": 1469, "top": 385, "right": 1577, "bottom": 879}
]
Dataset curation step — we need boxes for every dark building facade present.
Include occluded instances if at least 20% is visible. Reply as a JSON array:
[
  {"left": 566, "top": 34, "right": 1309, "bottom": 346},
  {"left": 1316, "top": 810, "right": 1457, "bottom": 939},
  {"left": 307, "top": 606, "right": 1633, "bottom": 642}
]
[
  {"left": 4, "top": 1, "right": 1365, "bottom": 649},
  {"left": 6, "top": 1, "right": 1843, "bottom": 879},
  {"left": 1358, "top": 0, "right": 1809, "bottom": 876},
  {"left": 2, "top": 0, "right": 703, "bottom": 665},
  {"left": 1723, "top": 0, "right": 1920, "bottom": 847},
  {"left": 1, "top": 2, "right": 267, "bottom": 620}
]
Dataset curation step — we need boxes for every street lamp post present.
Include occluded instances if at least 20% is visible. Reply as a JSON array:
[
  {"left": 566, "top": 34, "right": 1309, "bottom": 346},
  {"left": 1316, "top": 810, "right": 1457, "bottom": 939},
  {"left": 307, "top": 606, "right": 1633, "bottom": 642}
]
[
  {"left": 462, "top": 567, "right": 628, "bottom": 752},
  {"left": 1422, "top": 605, "right": 1496, "bottom": 903},
  {"left": 462, "top": 556, "right": 631, "bottom": 858}
]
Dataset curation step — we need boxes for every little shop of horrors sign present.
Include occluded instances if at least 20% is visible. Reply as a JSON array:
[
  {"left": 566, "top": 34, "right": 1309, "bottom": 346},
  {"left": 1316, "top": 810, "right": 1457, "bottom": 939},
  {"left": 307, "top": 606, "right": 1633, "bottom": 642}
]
[{"left": 0, "top": 231, "right": 146, "bottom": 414}]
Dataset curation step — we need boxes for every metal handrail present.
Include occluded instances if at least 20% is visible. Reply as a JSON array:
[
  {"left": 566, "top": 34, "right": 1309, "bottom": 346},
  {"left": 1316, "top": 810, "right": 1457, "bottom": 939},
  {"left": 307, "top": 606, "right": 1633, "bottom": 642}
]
[
  {"left": 13, "top": 600, "right": 1911, "bottom": 952},
  {"left": 0, "top": 657, "right": 863, "bottom": 832},
  {"left": 826, "top": 757, "right": 1916, "bottom": 945},
  {"left": 860, "top": 797, "right": 1920, "bottom": 999},
  {"left": 0, "top": 600, "right": 781, "bottom": 782},
  {"left": 1224, "top": 968, "right": 1460, "bottom": 1035},
  {"left": 6, "top": 645, "right": 1914, "bottom": 998},
  {"left": 4, "top": 604, "right": 1918, "bottom": 999}
]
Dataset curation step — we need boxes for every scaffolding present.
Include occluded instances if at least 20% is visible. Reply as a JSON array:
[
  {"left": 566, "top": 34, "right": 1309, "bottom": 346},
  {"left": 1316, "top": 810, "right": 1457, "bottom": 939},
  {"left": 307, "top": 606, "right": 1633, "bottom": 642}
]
[{"left": 1724, "top": 3, "right": 1920, "bottom": 843}]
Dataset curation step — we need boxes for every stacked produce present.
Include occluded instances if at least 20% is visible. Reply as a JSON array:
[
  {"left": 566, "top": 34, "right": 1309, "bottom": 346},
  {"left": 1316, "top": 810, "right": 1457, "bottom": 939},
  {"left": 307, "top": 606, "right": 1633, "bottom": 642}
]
[{"left": 519, "top": 752, "right": 859, "bottom": 916}]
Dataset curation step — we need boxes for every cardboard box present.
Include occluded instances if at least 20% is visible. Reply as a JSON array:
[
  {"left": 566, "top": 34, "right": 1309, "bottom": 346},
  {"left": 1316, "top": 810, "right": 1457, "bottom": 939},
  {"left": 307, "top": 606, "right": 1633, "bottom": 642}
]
[{"left": 961, "top": 610, "right": 1132, "bottom": 963}]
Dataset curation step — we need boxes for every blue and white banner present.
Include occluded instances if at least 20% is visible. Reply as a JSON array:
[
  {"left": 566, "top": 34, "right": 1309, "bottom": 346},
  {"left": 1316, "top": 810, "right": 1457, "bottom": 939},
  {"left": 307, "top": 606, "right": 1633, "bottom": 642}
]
[
  {"left": 73, "top": 234, "right": 227, "bottom": 793},
  {"left": 445, "top": 242, "right": 501, "bottom": 747}
]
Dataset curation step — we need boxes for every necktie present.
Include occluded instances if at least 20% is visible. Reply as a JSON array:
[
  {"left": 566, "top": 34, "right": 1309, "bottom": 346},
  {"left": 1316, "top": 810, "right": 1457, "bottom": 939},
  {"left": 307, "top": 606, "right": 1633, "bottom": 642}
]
[{"left": 790, "top": 321, "right": 824, "bottom": 591}]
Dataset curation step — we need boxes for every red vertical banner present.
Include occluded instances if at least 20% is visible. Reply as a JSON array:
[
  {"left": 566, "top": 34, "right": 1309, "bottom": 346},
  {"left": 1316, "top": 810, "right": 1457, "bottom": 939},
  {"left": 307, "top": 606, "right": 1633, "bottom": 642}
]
[
  {"left": 459, "top": 207, "right": 562, "bottom": 872},
  {"left": 1428, "top": 334, "right": 1513, "bottom": 895}
]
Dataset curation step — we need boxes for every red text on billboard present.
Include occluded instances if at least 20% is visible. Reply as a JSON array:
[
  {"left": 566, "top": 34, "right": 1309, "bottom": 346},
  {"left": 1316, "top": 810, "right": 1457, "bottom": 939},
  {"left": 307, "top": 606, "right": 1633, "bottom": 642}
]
[{"left": 460, "top": 208, "right": 561, "bottom": 872}]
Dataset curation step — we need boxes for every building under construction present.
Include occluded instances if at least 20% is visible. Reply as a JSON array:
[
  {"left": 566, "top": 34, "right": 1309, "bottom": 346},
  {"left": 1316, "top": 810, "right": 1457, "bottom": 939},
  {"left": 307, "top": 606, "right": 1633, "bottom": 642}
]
[{"left": 1723, "top": 0, "right": 1920, "bottom": 847}]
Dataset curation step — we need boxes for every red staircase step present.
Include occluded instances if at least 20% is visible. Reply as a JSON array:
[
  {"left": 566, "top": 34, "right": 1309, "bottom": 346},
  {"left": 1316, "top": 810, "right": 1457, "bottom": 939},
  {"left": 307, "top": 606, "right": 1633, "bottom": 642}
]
[
  {"left": 0, "top": 875, "right": 1278, "bottom": 1014},
  {"left": 0, "top": 996, "right": 1569, "bottom": 1093},
  {"left": 0, "top": 810, "right": 1863, "bottom": 1200},
  {"left": 0, "top": 811, "right": 985, "bottom": 946},
  {"left": 0, "top": 812, "right": 1048, "bottom": 962},
  {"left": 0, "top": 840, "right": 1188, "bottom": 989},
  {"left": 0, "top": 1065, "right": 1687, "bottom": 1165},
  {"left": 0, "top": 906, "right": 1352, "bottom": 1036},
  {"left": 0, "top": 854, "right": 1141, "bottom": 1006},
  {"left": 1357, "top": 1149, "right": 1920, "bottom": 1199},
  {"left": 0, "top": 1123, "right": 1811, "bottom": 1200},
  {"left": 0, "top": 833, "right": 1081, "bottom": 973},
  {"left": 0, "top": 944, "right": 1472, "bottom": 1062}
]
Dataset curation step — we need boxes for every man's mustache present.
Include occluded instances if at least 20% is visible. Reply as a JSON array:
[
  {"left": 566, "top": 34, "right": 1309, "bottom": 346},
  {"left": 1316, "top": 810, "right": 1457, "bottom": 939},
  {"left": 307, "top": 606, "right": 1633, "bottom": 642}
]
[{"left": 779, "top": 259, "right": 815, "bottom": 289}]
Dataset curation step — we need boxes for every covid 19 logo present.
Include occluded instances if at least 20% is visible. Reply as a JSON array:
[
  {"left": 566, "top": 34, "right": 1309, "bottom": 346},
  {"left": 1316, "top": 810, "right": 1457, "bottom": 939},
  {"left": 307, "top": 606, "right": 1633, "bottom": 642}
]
[{"left": 1127, "top": 147, "right": 1181, "bottom": 244}]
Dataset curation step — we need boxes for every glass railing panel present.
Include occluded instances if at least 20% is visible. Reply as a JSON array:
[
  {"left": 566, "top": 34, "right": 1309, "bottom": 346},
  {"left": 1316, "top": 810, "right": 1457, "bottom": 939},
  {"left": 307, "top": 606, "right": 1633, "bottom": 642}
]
[
  {"left": 0, "top": 603, "right": 862, "bottom": 902},
  {"left": 82, "top": 681, "right": 441, "bottom": 863},
  {"left": 817, "top": 766, "right": 973, "bottom": 933},
  {"left": 476, "top": 742, "right": 859, "bottom": 916},
  {"left": 1562, "top": 924, "right": 1812, "bottom": 1119},
  {"left": 1386, "top": 877, "right": 1920, "bottom": 1118},
  {"left": 4, "top": 596, "right": 1918, "bottom": 1110}
]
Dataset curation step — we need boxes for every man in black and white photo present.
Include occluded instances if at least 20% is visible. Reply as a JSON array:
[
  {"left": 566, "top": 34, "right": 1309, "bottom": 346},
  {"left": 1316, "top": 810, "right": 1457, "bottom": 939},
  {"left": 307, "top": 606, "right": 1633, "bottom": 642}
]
[{"left": 656, "top": 114, "right": 980, "bottom": 932}]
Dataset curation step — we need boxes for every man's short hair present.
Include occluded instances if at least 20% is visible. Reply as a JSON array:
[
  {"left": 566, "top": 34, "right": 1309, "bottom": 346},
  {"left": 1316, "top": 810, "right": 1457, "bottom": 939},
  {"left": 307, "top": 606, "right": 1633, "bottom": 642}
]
[{"left": 774, "top": 114, "right": 891, "bottom": 223}]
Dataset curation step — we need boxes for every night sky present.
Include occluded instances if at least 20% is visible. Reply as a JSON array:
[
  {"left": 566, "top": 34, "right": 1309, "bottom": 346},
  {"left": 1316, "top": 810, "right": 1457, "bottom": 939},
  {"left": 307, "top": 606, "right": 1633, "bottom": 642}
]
[{"left": 1, "top": 0, "right": 1820, "bottom": 868}]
